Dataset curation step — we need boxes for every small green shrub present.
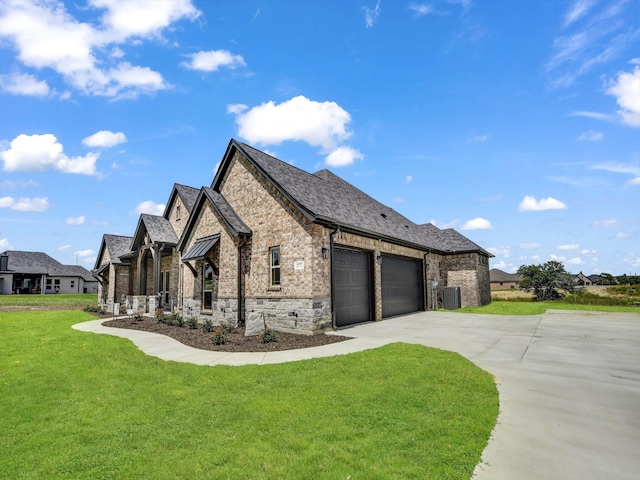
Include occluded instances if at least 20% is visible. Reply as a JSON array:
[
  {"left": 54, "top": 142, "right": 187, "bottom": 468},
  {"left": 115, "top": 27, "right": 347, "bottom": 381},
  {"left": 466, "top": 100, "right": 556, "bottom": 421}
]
[
  {"left": 164, "top": 313, "right": 184, "bottom": 327},
  {"left": 260, "top": 328, "right": 277, "bottom": 344},
  {"left": 83, "top": 305, "right": 106, "bottom": 314},
  {"left": 212, "top": 325, "right": 229, "bottom": 345},
  {"left": 133, "top": 314, "right": 143, "bottom": 322},
  {"left": 187, "top": 317, "right": 198, "bottom": 330},
  {"left": 220, "top": 322, "right": 235, "bottom": 334},
  {"left": 202, "top": 319, "right": 213, "bottom": 333}
]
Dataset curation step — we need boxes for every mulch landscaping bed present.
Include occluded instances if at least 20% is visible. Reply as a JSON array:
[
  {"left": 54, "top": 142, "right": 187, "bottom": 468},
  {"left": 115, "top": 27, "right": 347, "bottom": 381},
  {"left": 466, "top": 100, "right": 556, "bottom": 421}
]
[{"left": 102, "top": 316, "right": 351, "bottom": 352}]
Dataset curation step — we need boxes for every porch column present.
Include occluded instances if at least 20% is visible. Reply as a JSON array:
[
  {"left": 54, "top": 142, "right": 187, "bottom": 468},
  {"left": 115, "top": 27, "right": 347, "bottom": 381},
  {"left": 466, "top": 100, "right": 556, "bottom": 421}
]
[{"left": 152, "top": 244, "right": 162, "bottom": 297}]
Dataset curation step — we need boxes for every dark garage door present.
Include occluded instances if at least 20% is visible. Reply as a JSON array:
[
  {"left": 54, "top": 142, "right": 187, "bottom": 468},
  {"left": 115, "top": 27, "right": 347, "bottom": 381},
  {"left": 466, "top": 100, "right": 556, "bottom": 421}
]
[
  {"left": 381, "top": 255, "right": 424, "bottom": 318},
  {"left": 333, "top": 248, "right": 373, "bottom": 327}
]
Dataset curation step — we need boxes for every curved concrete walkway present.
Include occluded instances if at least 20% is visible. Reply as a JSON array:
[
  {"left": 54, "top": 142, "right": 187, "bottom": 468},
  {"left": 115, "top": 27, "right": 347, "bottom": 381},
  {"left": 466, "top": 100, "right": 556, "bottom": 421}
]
[
  {"left": 74, "top": 310, "right": 640, "bottom": 480},
  {"left": 72, "top": 318, "right": 387, "bottom": 366}
]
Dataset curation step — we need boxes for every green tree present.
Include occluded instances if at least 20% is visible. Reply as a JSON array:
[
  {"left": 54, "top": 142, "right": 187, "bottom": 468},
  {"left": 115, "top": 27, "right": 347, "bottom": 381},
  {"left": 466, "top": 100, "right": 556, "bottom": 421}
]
[{"left": 517, "top": 261, "right": 574, "bottom": 301}]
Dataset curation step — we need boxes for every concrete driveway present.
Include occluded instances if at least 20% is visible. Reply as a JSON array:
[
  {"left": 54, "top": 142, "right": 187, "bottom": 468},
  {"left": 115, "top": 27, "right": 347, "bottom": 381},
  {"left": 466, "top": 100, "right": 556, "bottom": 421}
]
[{"left": 339, "top": 310, "right": 640, "bottom": 480}]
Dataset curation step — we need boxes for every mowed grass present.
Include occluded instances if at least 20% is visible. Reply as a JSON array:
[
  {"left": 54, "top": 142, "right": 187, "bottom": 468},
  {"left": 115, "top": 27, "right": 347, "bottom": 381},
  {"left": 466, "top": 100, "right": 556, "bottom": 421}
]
[
  {"left": 457, "top": 300, "right": 640, "bottom": 315},
  {"left": 0, "top": 310, "right": 498, "bottom": 479},
  {"left": 0, "top": 293, "right": 97, "bottom": 307}
]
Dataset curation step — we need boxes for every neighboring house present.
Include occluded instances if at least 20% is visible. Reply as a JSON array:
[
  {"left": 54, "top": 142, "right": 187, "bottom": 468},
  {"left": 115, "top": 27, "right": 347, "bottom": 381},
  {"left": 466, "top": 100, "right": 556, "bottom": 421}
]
[
  {"left": 573, "top": 272, "right": 593, "bottom": 286},
  {"left": 0, "top": 251, "right": 98, "bottom": 295},
  {"left": 588, "top": 274, "right": 602, "bottom": 285},
  {"left": 94, "top": 139, "right": 493, "bottom": 333},
  {"left": 490, "top": 268, "right": 522, "bottom": 290}
]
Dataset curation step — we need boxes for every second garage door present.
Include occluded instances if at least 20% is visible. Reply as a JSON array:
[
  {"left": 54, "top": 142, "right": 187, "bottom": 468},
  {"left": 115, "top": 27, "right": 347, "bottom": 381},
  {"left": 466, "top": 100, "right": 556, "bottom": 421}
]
[{"left": 381, "top": 255, "right": 424, "bottom": 318}]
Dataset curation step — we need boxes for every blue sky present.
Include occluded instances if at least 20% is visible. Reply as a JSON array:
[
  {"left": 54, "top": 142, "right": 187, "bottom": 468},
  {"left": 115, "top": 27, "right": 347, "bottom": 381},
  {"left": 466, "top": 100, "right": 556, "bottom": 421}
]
[{"left": 0, "top": 0, "right": 638, "bottom": 275}]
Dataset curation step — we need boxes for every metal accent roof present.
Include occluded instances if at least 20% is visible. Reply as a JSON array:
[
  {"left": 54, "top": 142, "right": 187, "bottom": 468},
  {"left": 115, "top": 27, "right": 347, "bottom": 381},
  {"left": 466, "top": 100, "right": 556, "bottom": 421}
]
[{"left": 182, "top": 234, "right": 220, "bottom": 261}]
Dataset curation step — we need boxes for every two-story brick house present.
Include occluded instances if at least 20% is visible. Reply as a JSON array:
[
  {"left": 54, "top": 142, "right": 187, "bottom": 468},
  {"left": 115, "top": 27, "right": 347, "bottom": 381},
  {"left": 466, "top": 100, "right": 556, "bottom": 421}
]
[{"left": 94, "top": 139, "right": 492, "bottom": 333}]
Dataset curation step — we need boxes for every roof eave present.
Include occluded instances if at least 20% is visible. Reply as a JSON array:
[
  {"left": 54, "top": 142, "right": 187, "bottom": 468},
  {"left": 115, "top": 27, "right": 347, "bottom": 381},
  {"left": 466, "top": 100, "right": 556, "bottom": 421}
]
[{"left": 216, "top": 140, "right": 317, "bottom": 223}]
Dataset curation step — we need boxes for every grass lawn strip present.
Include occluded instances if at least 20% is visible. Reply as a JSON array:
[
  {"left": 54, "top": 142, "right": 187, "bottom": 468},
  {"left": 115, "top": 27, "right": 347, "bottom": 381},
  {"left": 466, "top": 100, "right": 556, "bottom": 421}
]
[
  {"left": 0, "top": 310, "right": 498, "bottom": 479},
  {"left": 0, "top": 293, "right": 98, "bottom": 308}
]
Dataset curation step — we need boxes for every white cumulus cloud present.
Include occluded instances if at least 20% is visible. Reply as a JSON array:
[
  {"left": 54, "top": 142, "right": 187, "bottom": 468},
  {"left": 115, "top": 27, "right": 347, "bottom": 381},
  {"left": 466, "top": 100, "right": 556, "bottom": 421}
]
[
  {"left": 325, "top": 146, "right": 364, "bottom": 167},
  {"left": 229, "top": 95, "right": 363, "bottom": 167},
  {"left": 82, "top": 130, "right": 127, "bottom": 148},
  {"left": 566, "top": 257, "right": 584, "bottom": 265},
  {"left": 606, "top": 66, "right": 640, "bottom": 127},
  {"left": 461, "top": 217, "right": 492, "bottom": 230},
  {"left": 0, "top": 134, "right": 99, "bottom": 175},
  {"left": 557, "top": 244, "right": 580, "bottom": 251},
  {"left": 519, "top": 195, "right": 567, "bottom": 212},
  {"left": 230, "top": 96, "right": 353, "bottom": 150},
  {"left": 181, "top": 50, "right": 246, "bottom": 72},
  {"left": 0, "top": 0, "right": 199, "bottom": 98},
  {"left": 0, "top": 196, "right": 49, "bottom": 212},
  {"left": 0, "top": 237, "right": 12, "bottom": 250},
  {"left": 0, "top": 72, "right": 49, "bottom": 96},
  {"left": 134, "top": 200, "right": 165, "bottom": 216}
]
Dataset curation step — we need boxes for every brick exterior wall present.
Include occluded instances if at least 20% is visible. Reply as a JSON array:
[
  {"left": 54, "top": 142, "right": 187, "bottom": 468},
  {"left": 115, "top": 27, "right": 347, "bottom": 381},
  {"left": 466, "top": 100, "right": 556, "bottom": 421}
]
[
  {"left": 443, "top": 253, "right": 491, "bottom": 307},
  {"left": 98, "top": 147, "right": 492, "bottom": 327}
]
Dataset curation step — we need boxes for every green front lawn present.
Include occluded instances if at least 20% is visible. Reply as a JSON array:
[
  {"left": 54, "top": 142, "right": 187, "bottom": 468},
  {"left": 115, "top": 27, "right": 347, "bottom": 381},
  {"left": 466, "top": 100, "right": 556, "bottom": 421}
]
[
  {"left": 456, "top": 300, "right": 640, "bottom": 315},
  {"left": 0, "top": 310, "right": 498, "bottom": 479},
  {"left": 0, "top": 293, "right": 98, "bottom": 307}
]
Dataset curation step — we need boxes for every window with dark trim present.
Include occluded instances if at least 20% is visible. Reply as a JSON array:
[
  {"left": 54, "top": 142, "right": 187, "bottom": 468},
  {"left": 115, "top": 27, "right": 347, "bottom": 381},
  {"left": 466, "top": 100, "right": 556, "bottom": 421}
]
[
  {"left": 203, "top": 264, "right": 213, "bottom": 310},
  {"left": 270, "top": 246, "right": 281, "bottom": 286}
]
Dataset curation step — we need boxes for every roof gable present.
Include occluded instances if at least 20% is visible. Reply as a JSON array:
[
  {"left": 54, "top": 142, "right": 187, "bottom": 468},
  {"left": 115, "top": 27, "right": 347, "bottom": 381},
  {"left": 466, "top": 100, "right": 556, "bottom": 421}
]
[
  {"left": 163, "top": 183, "right": 200, "bottom": 219},
  {"left": 212, "top": 139, "right": 490, "bottom": 255},
  {"left": 177, "top": 187, "right": 252, "bottom": 252},
  {"left": 131, "top": 214, "right": 178, "bottom": 250},
  {"left": 94, "top": 234, "right": 133, "bottom": 269}
]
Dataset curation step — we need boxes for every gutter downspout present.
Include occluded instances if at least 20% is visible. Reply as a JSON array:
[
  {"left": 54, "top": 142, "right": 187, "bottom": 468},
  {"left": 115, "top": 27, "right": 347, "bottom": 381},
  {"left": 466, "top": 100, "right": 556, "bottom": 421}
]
[
  {"left": 329, "top": 225, "right": 340, "bottom": 329},
  {"left": 237, "top": 235, "right": 247, "bottom": 327}
]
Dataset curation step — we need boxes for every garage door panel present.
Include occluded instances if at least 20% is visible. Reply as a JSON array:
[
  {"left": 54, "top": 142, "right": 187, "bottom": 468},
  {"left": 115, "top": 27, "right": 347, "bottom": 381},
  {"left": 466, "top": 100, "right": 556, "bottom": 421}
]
[
  {"left": 334, "top": 248, "right": 372, "bottom": 327},
  {"left": 381, "top": 255, "right": 424, "bottom": 318}
]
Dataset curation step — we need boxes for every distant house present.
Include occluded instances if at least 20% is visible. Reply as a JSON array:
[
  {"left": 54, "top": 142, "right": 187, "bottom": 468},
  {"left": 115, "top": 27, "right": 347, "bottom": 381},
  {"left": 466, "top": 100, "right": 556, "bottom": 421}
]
[
  {"left": 95, "top": 139, "right": 493, "bottom": 333},
  {"left": 573, "top": 272, "right": 593, "bottom": 286},
  {"left": 490, "top": 268, "right": 522, "bottom": 290},
  {"left": 588, "top": 274, "right": 602, "bottom": 285},
  {"left": 0, "top": 251, "right": 98, "bottom": 295}
]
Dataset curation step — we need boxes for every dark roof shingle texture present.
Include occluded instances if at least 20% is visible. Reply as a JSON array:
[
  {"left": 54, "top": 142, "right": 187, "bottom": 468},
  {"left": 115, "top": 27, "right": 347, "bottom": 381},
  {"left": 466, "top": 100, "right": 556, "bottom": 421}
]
[
  {"left": 236, "top": 141, "right": 489, "bottom": 255},
  {"left": 0, "top": 250, "right": 95, "bottom": 280}
]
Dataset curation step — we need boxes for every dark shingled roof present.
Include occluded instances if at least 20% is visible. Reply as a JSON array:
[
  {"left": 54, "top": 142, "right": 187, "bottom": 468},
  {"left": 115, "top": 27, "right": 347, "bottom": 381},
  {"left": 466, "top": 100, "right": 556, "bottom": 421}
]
[
  {"left": 203, "top": 187, "right": 251, "bottom": 236},
  {"left": 230, "top": 141, "right": 490, "bottom": 255},
  {"left": 104, "top": 234, "right": 133, "bottom": 264},
  {"left": 0, "top": 250, "right": 94, "bottom": 280},
  {"left": 490, "top": 268, "right": 521, "bottom": 282},
  {"left": 131, "top": 214, "right": 179, "bottom": 250},
  {"left": 174, "top": 183, "right": 200, "bottom": 212}
]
